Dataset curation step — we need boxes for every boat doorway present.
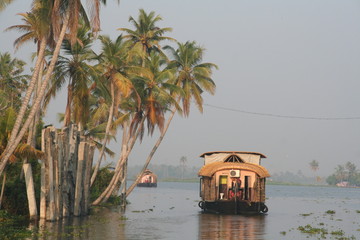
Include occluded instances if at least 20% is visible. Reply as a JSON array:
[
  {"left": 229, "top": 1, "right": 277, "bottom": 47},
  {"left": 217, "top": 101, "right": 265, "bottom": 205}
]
[
  {"left": 244, "top": 176, "right": 250, "bottom": 200},
  {"left": 219, "top": 175, "right": 228, "bottom": 200}
]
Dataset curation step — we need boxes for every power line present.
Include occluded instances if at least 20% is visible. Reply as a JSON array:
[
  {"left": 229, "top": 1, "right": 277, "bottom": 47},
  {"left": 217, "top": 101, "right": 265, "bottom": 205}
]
[{"left": 204, "top": 103, "right": 360, "bottom": 120}]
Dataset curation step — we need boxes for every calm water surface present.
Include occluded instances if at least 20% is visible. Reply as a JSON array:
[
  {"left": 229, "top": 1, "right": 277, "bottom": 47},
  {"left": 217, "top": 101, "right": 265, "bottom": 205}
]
[{"left": 33, "top": 182, "right": 360, "bottom": 240}]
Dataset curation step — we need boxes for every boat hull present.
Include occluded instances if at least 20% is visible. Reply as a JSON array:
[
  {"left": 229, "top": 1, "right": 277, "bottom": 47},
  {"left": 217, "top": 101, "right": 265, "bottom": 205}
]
[{"left": 198, "top": 200, "right": 268, "bottom": 214}]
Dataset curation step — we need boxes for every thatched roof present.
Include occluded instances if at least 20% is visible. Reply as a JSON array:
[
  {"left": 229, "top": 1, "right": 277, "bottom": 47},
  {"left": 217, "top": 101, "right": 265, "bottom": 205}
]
[
  {"left": 199, "top": 151, "right": 267, "bottom": 159},
  {"left": 143, "top": 169, "right": 157, "bottom": 177},
  {"left": 198, "top": 162, "right": 270, "bottom": 178}
]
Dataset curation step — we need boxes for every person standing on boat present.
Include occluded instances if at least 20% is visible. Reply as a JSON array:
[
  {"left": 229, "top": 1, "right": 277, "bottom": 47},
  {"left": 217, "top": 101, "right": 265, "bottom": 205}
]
[{"left": 229, "top": 178, "right": 242, "bottom": 199}]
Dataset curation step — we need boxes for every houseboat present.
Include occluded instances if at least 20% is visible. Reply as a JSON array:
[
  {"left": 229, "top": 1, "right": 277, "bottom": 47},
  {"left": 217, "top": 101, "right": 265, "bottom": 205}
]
[
  {"left": 137, "top": 169, "right": 158, "bottom": 187},
  {"left": 198, "top": 151, "right": 270, "bottom": 214}
]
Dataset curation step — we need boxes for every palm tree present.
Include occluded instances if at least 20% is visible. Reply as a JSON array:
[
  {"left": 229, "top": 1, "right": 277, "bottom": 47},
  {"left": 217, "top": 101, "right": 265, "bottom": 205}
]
[
  {"left": 126, "top": 41, "right": 217, "bottom": 196},
  {"left": 309, "top": 159, "right": 319, "bottom": 182},
  {"left": 46, "top": 22, "right": 98, "bottom": 130},
  {"left": 90, "top": 34, "right": 134, "bottom": 186},
  {"left": 6, "top": 2, "right": 54, "bottom": 148},
  {"left": 345, "top": 162, "right": 357, "bottom": 184},
  {"left": 118, "top": 8, "right": 175, "bottom": 66},
  {"left": 334, "top": 165, "right": 346, "bottom": 183},
  {"left": 0, "top": 0, "right": 110, "bottom": 177},
  {"left": 0, "top": 0, "right": 14, "bottom": 11},
  {"left": 180, "top": 156, "right": 187, "bottom": 180},
  {"left": 0, "top": 52, "right": 30, "bottom": 109}
]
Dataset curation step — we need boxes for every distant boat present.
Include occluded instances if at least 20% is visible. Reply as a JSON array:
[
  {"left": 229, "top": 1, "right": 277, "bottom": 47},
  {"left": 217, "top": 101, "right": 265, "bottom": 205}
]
[
  {"left": 137, "top": 169, "right": 158, "bottom": 187},
  {"left": 198, "top": 151, "right": 270, "bottom": 214}
]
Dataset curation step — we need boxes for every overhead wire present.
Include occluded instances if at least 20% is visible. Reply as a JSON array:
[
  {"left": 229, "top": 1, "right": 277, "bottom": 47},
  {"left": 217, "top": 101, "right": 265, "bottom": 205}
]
[{"left": 203, "top": 103, "right": 360, "bottom": 120}]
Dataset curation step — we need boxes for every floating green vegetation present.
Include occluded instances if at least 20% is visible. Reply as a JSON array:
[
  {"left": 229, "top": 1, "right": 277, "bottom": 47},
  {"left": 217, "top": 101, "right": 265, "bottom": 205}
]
[
  {"left": 131, "top": 210, "right": 146, "bottom": 213},
  {"left": 297, "top": 224, "right": 328, "bottom": 239},
  {"left": 356, "top": 210, "right": 360, "bottom": 213},
  {"left": 279, "top": 231, "right": 286, "bottom": 235},
  {"left": 330, "top": 230, "right": 344, "bottom": 236},
  {"left": 325, "top": 210, "right": 336, "bottom": 214},
  {"left": 299, "top": 213, "right": 313, "bottom": 217}
]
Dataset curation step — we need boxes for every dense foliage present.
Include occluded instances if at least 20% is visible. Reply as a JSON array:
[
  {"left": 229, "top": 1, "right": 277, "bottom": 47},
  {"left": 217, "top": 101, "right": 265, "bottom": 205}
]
[{"left": 326, "top": 162, "right": 360, "bottom": 186}]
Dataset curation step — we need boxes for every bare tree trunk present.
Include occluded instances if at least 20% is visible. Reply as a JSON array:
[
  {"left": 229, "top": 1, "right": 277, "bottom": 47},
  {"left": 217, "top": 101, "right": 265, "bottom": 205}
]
[
  {"left": 126, "top": 107, "right": 176, "bottom": 197},
  {"left": 0, "top": 13, "right": 70, "bottom": 177},
  {"left": 90, "top": 81, "right": 115, "bottom": 186}
]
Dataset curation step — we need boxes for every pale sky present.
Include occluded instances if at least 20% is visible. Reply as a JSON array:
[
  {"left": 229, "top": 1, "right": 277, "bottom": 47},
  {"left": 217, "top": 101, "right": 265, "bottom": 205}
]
[{"left": 1, "top": 0, "right": 360, "bottom": 177}]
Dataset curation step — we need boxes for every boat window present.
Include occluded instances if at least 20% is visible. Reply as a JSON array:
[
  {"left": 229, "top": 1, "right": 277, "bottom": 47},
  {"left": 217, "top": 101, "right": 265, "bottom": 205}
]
[{"left": 224, "top": 154, "right": 244, "bottom": 163}]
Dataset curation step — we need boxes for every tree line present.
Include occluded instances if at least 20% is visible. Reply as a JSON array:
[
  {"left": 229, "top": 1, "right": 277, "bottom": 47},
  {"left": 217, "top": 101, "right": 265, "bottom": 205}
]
[
  {"left": 0, "top": 1, "right": 217, "bottom": 215},
  {"left": 326, "top": 162, "right": 360, "bottom": 187}
]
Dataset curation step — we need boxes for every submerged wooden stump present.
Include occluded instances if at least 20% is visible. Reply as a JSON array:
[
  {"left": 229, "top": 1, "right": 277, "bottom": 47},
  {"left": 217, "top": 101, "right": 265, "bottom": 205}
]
[{"left": 40, "top": 125, "right": 94, "bottom": 221}]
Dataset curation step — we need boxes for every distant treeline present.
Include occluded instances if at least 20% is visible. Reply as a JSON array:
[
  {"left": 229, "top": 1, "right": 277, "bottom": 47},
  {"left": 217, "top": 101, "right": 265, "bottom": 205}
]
[
  {"left": 268, "top": 171, "right": 318, "bottom": 185},
  {"left": 326, "top": 162, "right": 360, "bottom": 187}
]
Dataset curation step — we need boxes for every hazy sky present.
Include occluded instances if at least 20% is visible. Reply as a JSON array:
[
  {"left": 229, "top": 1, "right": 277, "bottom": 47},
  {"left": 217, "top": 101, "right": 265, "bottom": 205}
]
[{"left": 1, "top": 0, "right": 360, "bottom": 177}]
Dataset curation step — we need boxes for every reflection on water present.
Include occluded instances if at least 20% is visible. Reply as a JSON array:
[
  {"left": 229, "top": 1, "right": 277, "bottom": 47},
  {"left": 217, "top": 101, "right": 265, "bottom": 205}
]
[
  {"left": 199, "top": 213, "right": 265, "bottom": 240},
  {"left": 26, "top": 182, "right": 360, "bottom": 240},
  {"left": 31, "top": 207, "right": 126, "bottom": 239}
]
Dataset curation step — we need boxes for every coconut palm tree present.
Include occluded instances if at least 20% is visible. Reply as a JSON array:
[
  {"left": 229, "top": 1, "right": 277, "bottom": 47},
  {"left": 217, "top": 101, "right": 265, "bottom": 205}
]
[
  {"left": 309, "top": 159, "right": 320, "bottom": 182},
  {"left": 0, "top": 0, "right": 14, "bottom": 11},
  {"left": 118, "top": 8, "right": 175, "bottom": 66},
  {"left": 46, "top": 22, "right": 98, "bottom": 130},
  {"left": 0, "top": 0, "right": 110, "bottom": 177},
  {"left": 0, "top": 52, "right": 30, "bottom": 109},
  {"left": 6, "top": 2, "right": 54, "bottom": 148},
  {"left": 126, "top": 41, "right": 217, "bottom": 196},
  {"left": 89, "top": 34, "right": 134, "bottom": 186}
]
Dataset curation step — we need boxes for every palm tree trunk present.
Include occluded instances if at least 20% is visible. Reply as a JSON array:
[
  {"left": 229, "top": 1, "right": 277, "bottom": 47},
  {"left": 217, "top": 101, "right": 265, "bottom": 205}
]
[
  {"left": 92, "top": 117, "right": 144, "bottom": 205},
  {"left": 90, "top": 81, "right": 115, "bottom": 186},
  {"left": 27, "top": 59, "right": 44, "bottom": 149},
  {"left": 0, "top": 172, "right": 6, "bottom": 209},
  {"left": 126, "top": 106, "right": 177, "bottom": 197},
  {"left": 92, "top": 122, "right": 132, "bottom": 205},
  {"left": 63, "top": 83, "right": 73, "bottom": 127},
  {"left": 0, "top": 13, "right": 70, "bottom": 177},
  {"left": 0, "top": 37, "right": 46, "bottom": 162}
]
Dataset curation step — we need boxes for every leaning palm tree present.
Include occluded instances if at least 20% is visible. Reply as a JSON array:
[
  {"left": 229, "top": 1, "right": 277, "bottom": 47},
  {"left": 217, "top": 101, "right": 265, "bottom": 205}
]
[
  {"left": 126, "top": 41, "right": 218, "bottom": 196},
  {"left": 6, "top": 2, "right": 54, "bottom": 148},
  {"left": 89, "top": 34, "right": 134, "bottom": 187},
  {"left": 0, "top": 0, "right": 110, "bottom": 177}
]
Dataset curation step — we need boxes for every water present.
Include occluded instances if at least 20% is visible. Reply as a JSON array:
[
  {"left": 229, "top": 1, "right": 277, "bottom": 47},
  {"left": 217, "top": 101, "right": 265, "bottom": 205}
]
[{"left": 31, "top": 182, "right": 360, "bottom": 240}]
